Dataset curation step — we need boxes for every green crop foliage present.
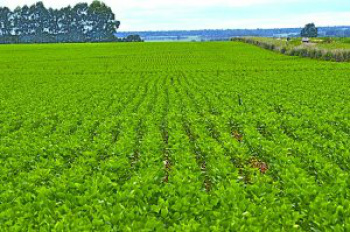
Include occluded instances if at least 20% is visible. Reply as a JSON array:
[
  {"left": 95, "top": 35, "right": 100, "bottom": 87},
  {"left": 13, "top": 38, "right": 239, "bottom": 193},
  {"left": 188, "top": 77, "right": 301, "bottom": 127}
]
[{"left": 1, "top": 42, "right": 350, "bottom": 231}]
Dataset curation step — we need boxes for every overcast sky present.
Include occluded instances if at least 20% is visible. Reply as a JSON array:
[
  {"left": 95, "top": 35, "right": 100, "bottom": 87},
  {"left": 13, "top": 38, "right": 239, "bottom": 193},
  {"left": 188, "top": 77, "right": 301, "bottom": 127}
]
[{"left": 1, "top": 0, "right": 349, "bottom": 31}]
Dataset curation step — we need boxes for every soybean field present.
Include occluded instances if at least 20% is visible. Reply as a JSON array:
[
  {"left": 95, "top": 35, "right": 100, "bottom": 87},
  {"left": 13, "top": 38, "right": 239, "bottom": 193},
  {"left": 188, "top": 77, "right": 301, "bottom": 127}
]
[{"left": 1, "top": 42, "right": 350, "bottom": 231}]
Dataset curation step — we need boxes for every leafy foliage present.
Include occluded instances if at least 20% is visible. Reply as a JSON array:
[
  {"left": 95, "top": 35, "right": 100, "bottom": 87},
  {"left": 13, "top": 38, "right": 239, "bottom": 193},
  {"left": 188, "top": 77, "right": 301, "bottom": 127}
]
[
  {"left": 0, "top": 1, "right": 120, "bottom": 43},
  {"left": 1, "top": 42, "right": 350, "bottom": 230},
  {"left": 301, "top": 23, "right": 318, "bottom": 38},
  {"left": 118, "top": 34, "right": 144, "bottom": 42}
]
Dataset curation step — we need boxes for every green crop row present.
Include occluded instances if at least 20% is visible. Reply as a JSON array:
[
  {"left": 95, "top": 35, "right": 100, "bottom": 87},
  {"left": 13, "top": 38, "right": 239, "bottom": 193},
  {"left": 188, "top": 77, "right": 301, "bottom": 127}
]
[{"left": 1, "top": 42, "right": 350, "bottom": 231}]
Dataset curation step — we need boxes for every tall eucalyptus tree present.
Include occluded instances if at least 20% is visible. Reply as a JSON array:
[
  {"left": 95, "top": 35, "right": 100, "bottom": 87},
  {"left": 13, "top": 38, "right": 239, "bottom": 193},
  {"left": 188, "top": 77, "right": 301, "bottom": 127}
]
[{"left": 0, "top": 1, "right": 120, "bottom": 43}]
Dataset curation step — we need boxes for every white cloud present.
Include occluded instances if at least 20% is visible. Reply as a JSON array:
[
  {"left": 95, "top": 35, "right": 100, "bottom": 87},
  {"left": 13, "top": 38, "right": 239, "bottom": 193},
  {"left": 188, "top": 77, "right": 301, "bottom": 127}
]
[
  {"left": 0, "top": 0, "right": 348, "bottom": 30},
  {"left": 120, "top": 12, "right": 350, "bottom": 31},
  {"left": 187, "top": 12, "right": 350, "bottom": 30},
  {"left": 0, "top": 0, "right": 323, "bottom": 10},
  {"left": 116, "top": 0, "right": 300, "bottom": 10},
  {"left": 0, "top": 0, "right": 82, "bottom": 9}
]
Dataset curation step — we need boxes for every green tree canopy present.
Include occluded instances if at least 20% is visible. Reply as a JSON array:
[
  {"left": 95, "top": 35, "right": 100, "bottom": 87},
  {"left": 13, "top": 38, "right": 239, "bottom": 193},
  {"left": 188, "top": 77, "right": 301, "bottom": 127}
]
[
  {"left": 301, "top": 23, "right": 318, "bottom": 38},
  {"left": 0, "top": 1, "right": 120, "bottom": 43}
]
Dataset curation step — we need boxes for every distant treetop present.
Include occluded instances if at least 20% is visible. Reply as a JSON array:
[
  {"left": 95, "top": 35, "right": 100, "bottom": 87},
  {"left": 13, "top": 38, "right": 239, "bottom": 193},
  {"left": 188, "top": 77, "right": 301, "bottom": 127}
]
[
  {"left": 301, "top": 23, "right": 318, "bottom": 38},
  {"left": 0, "top": 1, "right": 120, "bottom": 43}
]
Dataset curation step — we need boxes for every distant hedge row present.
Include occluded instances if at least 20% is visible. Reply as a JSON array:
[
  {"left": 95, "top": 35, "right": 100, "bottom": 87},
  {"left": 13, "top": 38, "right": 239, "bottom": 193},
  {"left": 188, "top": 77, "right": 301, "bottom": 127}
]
[{"left": 232, "top": 37, "right": 350, "bottom": 62}]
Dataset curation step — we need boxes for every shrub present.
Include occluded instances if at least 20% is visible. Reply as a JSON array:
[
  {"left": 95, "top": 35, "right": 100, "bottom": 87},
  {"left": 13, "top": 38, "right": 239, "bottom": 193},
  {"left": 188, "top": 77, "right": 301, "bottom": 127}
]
[
  {"left": 322, "top": 51, "right": 333, "bottom": 61},
  {"left": 231, "top": 37, "right": 350, "bottom": 63},
  {"left": 299, "top": 48, "right": 308, "bottom": 57},
  {"left": 345, "top": 51, "right": 350, "bottom": 61},
  {"left": 335, "top": 51, "right": 346, "bottom": 62},
  {"left": 280, "top": 47, "right": 287, "bottom": 54},
  {"left": 308, "top": 49, "right": 316, "bottom": 58},
  {"left": 315, "top": 50, "right": 323, "bottom": 59}
]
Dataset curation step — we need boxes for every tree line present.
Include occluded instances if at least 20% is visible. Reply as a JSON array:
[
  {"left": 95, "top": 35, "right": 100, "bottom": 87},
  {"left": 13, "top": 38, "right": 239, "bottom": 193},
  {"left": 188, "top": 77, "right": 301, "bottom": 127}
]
[{"left": 0, "top": 1, "right": 120, "bottom": 43}]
